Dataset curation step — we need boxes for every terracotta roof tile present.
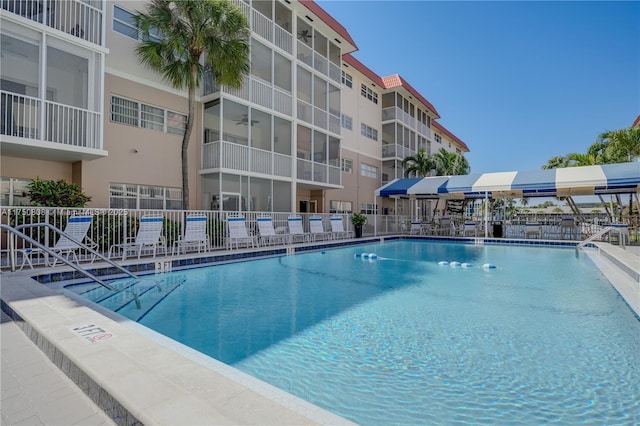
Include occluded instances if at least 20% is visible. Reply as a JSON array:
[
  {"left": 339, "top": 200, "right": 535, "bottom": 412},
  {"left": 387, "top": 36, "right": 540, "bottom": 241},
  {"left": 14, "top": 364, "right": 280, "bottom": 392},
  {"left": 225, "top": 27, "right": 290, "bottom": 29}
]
[
  {"left": 382, "top": 74, "right": 440, "bottom": 118},
  {"left": 632, "top": 114, "right": 640, "bottom": 128}
]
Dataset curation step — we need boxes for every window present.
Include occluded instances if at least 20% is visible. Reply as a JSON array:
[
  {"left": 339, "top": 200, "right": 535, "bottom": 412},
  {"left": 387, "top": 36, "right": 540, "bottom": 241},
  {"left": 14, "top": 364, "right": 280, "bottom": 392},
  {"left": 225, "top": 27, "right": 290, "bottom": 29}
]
[
  {"left": 1, "top": 177, "right": 30, "bottom": 206},
  {"left": 111, "top": 96, "right": 186, "bottom": 135},
  {"left": 360, "top": 203, "right": 377, "bottom": 214},
  {"left": 109, "top": 183, "right": 182, "bottom": 210},
  {"left": 435, "top": 134, "right": 442, "bottom": 144},
  {"left": 113, "top": 5, "right": 161, "bottom": 42},
  {"left": 113, "top": 5, "right": 137, "bottom": 39},
  {"left": 141, "top": 104, "right": 164, "bottom": 131},
  {"left": 330, "top": 200, "right": 352, "bottom": 214},
  {"left": 341, "top": 71, "right": 352, "bottom": 88},
  {"left": 360, "top": 84, "right": 378, "bottom": 104},
  {"left": 360, "top": 123, "right": 378, "bottom": 141},
  {"left": 111, "top": 96, "right": 138, "bottom": 126},
  {"left": 341, "top": 114, "right": 352, "bottom": 130},
  {"left": 341, "top": 158, "right": 353, "bottom": 173},
  {"left": 360, "top": 163, "right": 378, "bottom": 179}
]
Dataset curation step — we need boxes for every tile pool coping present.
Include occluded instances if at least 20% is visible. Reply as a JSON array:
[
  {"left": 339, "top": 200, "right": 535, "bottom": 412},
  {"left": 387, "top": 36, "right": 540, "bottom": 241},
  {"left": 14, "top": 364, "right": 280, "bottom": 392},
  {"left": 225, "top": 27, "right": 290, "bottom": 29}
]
[{"left": 1, "top": 236, "right": 638, "bottom": 425}]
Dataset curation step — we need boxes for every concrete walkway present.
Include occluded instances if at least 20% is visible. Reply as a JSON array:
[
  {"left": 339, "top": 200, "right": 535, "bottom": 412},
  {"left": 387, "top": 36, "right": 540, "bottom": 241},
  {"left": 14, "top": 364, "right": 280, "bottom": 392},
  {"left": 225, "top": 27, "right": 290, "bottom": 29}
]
[{"left": 1, "top": 309, "right": 115, "bottom": 426}]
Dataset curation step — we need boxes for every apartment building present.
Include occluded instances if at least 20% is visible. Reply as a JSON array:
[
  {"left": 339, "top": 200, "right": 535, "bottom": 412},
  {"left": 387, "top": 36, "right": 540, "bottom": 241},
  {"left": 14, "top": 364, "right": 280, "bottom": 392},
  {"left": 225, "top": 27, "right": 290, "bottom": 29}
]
[{"left": 1, "top": 0, "right": 469, "bottom": 214}]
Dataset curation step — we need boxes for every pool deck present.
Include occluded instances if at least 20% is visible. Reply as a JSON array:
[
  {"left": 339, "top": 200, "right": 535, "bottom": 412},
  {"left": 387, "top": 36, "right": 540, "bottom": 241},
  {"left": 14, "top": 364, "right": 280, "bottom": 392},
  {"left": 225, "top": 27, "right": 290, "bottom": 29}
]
[{"left": 1, "top": 238, "right": 638, "bottom": 425}]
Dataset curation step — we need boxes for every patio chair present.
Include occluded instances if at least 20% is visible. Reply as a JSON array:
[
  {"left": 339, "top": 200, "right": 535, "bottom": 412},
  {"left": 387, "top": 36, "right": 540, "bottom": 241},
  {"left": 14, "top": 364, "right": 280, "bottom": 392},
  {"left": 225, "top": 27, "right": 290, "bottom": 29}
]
[
  {"left": 559, "top": 217, "right": 576, "bottom": 240},
  {"left": 173, "top": 214, "right": 209, "bottom": 255},
  {"left": 18, "top": 215, "right": 96, "bottom": 269},
  {"left": 309, "top": 217, "right": 333, "bottom": 241},
  {"left": 436, "top": 217, "right": 453, "bottom": 236},
  {"left": 525, "top": 223, "right": 542, "bottom": 239},
  {"left": 256, "top": 217, "right": 288, "bottom": 246},
  {"left": 227, "top": 216, "right": 257, "bottom": 249},
  {"left": 409, "top": 221, "right": 422, "bottom": 235},
  {"left": 463, "top": 222, "right": 478, "bottom": 237},
  {"left": 108, "top": 215, "right": 166, "bottom": 260},
  {"left": 330, "top": 216, "right": 354, "bottom": 239},
  {"left": 287, "top": 216, "right": 311, "bottom": 243}
]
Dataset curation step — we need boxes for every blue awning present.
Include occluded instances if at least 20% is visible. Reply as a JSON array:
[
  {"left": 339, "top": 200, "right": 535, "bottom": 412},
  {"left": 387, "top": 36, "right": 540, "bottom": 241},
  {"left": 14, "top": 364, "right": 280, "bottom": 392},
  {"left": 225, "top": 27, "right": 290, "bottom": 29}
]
[
  {"left": 376, "top": 178, "right": 423, "bottom": 196},
  {"left": 375, "top": 162, "right": 640, "bottom": 199}
]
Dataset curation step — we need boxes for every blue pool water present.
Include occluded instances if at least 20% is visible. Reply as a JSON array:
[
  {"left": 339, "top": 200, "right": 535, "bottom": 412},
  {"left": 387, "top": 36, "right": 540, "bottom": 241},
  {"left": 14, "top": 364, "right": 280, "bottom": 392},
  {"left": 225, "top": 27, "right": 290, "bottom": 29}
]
[{"left": 67, "top": 241, "right": 640, "bottom": 425}]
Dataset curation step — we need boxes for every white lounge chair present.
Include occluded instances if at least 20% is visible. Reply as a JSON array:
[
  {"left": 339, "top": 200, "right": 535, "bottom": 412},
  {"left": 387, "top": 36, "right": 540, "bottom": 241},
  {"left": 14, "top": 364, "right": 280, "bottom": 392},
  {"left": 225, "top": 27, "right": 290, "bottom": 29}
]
[
  {"left": 409, "top": 221, "right": 422, "bottom": 235},
  {"left": 330, "top": 216, "right": 354, "bottom": 239},
  {"left": 559, "top": 217, "right": 576, "bottom": 240},
  {"left": 309, "top": 217, "right": 332, "bottom": 241},
  {"left": 436, "top": 217, "right": 453, "bottom": 236},
  {"left": 525, "top": 223, "right": 542, "bottom": 239},
  {"left": 19, "top": 215, "right": 96, "bottom": 268},
  {"left": 256, "top": 217, "right": 287, "bottom": 246},
  {"left": 463, "top": 222, "right": 478, "bottom": 237},
  {"left": 173, "top": 214, "right": 209, "bottom": 255},
  {"left": 108, "top": 215, "right": 166, "bottom": 259},
  {"left": 288, "top": 216, "right": 311, "bottom": 243},
  {"left": 227, "top": 216, "right": 257, "bottom": 249}
]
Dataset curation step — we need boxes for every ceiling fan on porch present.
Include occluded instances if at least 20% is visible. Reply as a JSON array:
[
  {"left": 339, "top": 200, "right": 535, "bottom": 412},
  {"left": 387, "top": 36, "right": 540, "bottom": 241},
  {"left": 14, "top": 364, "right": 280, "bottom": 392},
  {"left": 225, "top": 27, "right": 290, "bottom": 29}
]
[
  {"left": 297, "top": 29, "right": 312, "bottom": 43},
  {"left": 235, "top": 114, "right": 259, "bottom": 126}
]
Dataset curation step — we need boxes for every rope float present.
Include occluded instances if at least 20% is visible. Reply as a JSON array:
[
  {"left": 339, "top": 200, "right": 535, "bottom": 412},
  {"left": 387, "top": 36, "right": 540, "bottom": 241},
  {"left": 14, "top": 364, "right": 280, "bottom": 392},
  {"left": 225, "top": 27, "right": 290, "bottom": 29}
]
[{"left": 438, "top": 261, "right": 497, "bottom": 270}]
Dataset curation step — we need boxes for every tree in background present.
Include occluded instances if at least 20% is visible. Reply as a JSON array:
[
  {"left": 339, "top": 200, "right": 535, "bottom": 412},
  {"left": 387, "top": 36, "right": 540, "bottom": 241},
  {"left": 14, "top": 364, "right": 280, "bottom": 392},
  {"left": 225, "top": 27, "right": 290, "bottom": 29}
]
[
  {"left": 430, "top": 148, "right": 471, "bottom": 176},
  {"left": 136, "top": 0, "right": 250, "bottom": 209},
  {"left": 599, "top": 127, "right": 640, "bottom": 163},
  {"left": 401, "top": 148, "right": 434, "bottom": 177}
]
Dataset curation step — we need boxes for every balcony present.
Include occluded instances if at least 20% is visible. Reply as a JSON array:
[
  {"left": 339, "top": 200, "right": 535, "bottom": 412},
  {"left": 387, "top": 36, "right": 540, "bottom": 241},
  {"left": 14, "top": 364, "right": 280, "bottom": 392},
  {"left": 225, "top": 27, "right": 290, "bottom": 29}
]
[
  {"left": 297, "top": 158, "right": 341, "bottom": 187},
  {"left": 0, "top": 91, "right": 106, "bottom": 161},
  {"left": 201, "top": 140, "right": 292, "bottom": 178},
  {"left": 382, "top": 143, "right": 416, "bottom": 160},
  {"left": 204, "top": 75, "right": 293, "bottom": 117},
  {"left": 1, "top": 0, "right": 104, "bottom": 45}
]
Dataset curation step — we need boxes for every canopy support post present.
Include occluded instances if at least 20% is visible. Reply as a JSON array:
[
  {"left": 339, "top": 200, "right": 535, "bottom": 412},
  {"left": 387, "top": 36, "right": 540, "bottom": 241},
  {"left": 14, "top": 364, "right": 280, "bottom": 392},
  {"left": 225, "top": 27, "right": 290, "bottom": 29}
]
[{"left": 484, "top": 192, "right": 489, "bottom": 238}]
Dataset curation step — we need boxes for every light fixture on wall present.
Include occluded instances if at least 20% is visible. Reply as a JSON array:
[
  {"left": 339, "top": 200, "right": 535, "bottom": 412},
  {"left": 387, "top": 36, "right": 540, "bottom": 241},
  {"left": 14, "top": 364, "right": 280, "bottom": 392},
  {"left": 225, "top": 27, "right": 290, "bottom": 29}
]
[{"left": 131, "top": 148, "right": 139, "bottom": 154}]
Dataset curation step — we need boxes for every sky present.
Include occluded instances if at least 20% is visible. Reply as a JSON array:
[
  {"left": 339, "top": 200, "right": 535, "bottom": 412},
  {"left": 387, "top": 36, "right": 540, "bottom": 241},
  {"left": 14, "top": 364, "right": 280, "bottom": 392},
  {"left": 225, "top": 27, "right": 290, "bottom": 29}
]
[{"left": 317, "top": 0, "right": 640, "bottom": 174}]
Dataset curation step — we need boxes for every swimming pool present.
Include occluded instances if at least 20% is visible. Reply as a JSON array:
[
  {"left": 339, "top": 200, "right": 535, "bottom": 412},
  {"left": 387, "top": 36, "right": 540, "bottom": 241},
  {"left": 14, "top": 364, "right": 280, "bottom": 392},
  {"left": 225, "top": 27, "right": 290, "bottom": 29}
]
[{"left": 66, "top": 241, "right": 640, "bottom": 425}]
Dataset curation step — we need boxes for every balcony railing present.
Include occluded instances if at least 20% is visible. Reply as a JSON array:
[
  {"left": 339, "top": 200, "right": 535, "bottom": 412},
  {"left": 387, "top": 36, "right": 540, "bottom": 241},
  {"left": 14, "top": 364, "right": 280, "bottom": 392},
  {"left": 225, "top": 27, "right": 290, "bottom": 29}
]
[
  {"left": 297, "top": 158, "right": 341, "bottom": 185},
  {"left": 381, "top": 144, "right": 416, "bottom": 160},
  {"left": 202, "top": 140, "right": 292, "bottom": 178},
  {"left": 1, "top": 0, "right": 104, "bottom": 45},
  {"left": 204, "top": 75, "right": 292, "bottom": 117},
  {"left": 1, "top": 91, "right": 101, "bottom": 150}
]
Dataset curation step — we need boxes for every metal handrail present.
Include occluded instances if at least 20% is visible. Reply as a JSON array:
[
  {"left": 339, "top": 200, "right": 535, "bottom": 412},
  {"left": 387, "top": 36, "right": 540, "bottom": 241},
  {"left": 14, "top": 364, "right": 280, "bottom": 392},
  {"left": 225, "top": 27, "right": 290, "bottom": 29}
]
[
  {"left": 576, "top": 226, "right": 613, "bottom": 254},
  {"left": 2, "top": 223, "right": 142, "bottom": 308}
]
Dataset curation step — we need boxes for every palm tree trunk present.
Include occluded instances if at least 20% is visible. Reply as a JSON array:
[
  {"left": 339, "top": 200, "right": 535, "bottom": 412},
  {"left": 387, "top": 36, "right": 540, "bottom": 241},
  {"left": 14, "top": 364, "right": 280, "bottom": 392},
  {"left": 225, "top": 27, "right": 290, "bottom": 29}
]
[{"left": 181, "top": 72, "right": 197, "bottom": 210}]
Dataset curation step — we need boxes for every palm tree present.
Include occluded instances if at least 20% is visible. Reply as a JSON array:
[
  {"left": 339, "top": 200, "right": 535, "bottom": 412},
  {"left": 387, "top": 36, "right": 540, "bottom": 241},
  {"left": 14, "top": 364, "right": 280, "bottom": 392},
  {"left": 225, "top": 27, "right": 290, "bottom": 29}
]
[
  {"left": 136, "top": 0, "right": 250, "bottom": 208},
  {"left": 542, "top": 155, "right": 570, "bottom": 170},
  {"left": 401, "top": 148, "right": 433, "bottom": 177},
  {"left": 431, "top": 148, "right": 470, "bottom": 176},
  {"left": 599, "top": 127, "right": 640, "bottom": 163}
]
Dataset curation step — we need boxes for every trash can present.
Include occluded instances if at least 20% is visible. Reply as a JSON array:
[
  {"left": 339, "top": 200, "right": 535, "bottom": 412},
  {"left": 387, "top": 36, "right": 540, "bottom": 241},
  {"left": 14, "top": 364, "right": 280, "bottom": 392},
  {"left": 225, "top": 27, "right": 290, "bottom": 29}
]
[{"left": 492, "top": 221, "right": 503, "bottom": 238}]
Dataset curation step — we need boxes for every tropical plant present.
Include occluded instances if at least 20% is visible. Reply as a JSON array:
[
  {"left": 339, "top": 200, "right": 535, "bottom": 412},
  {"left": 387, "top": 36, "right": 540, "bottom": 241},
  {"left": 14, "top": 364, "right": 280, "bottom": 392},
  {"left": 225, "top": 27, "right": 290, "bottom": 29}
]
[
  {"left": 24, "top": 177, "right": 91, "bottom": 207},
  {"left": 542, "top": 155, "right": 571, "bottom": 170},
  {"left": 401, "top": 148, "right": 433, "bottom": 177},
  {"left": 350, "top": 212, "right": 367, "bottom": 226},
  {"left": 430, "top": 148, "right": 470, "bottom": 176},
  {"left": 136, "top": 0, "right": 250, "bottom": 209},
  {"left": 599, "top": 126, "right": 640, "bottom": 163}
]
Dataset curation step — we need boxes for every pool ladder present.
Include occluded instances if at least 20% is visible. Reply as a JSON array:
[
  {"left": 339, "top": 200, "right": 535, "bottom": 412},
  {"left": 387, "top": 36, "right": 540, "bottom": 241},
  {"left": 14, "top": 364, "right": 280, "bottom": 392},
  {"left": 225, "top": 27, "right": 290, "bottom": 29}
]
[
  {"left": 576, "top": 226, "right": 617, "bottom": 255},
  {"left": 2, "top": 223, "right": 143, "bottom": 309}
]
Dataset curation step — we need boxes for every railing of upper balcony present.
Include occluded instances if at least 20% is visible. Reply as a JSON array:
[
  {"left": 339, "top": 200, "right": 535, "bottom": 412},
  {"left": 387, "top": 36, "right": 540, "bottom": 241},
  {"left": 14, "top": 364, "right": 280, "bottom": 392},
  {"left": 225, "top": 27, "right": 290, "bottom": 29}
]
[
  {"left": 296, "top": 99, "right": 341, "bottom": 136},
  {"left": 204, "top": 75, "right": 293, "bottom": 117},
  {"left": 297, "top": 41, "right": 341, "bottom": 86},
  {"left": 382, "top": 107, "right": 432, "bottom": 139},
  {"left": 201, "top": 140, "right": 292, "bottom": 178},
  {"left": 229, "top": 0, "right": 293, "bottom": 55},
  {"left": 1, "top": 91, "right": 100, "bottom": 150},
  {"left": 381, "top": 144, "right": 416, "bottom": 160},
  {"left": 297, "top": 158, "right": 341, "bottom": 186},
  {"left": 1, "top": 0, "right": 103, "bottom": 45}
]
